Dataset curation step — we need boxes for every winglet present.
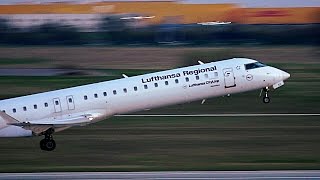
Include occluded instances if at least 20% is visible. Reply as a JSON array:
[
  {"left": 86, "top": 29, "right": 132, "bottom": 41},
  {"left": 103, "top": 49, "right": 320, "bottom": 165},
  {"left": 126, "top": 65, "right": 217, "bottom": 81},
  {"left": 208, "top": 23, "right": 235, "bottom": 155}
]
[{"left": 0, "top": 111, "right": 20, "bottom": 125}]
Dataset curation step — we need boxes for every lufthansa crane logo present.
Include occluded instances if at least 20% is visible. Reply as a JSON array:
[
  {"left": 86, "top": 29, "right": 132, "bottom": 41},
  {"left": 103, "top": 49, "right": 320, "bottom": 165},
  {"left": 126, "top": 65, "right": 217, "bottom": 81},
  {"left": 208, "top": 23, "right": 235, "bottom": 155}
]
[{"left": 246, "top": 74, "right": 253, "bottom": 81}]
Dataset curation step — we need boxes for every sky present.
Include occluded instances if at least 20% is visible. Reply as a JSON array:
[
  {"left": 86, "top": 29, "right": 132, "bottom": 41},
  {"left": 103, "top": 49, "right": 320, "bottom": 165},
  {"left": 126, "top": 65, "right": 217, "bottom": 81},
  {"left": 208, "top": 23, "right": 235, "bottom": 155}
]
[{"left": 0, "top": 0, "right": 319, "bottom": 7}]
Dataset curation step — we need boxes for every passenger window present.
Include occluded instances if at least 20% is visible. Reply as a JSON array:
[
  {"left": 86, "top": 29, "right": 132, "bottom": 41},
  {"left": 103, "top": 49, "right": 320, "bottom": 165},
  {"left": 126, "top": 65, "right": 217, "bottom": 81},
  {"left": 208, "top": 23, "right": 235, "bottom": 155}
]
[
  {"left": 175, "top": 79, "right": 179, "bottom": 84},
  {"left": 134, "top": 86, "right": 138, "bottom": 91},
  {"left": 13, "top": 108, "right": 16, "bottom": 113},
  {"left": 154, "top": 83, "right": 158, "bottom": 87},
  {"left": 94, "top": 94, "right": 98, "bottom": 98},
  {"left": 123, "top": 88, "right": 127, "bottom": 93},
  {"left": 144, "top": 85, "right": 148, "bottom": 89},
  {"left": 68, "top": 98, "right": 72, "bottom": 103},
  {"left": 34, "top": 105, "right": 37, "bottom": 109},
  {"left": 44, "top": 102, "right": 48, "bottom": 107},
  {"left": 196, "top": 76, "right": 199, "bottom": 80},
  {"left": 84, "top": 95, "right": 88, "bottom": 100},
  {"left": 165, "top": 81, "right": 169, "bottom": 85},
  {"left": 204, "top": 74, "right": 209, "bottom": 78},
  {"left": 103, "top": 92, "right": 107, "bottom": 96},
  {"left": 23, "top": 107, "right": 27, "bottom": 111},
  {"left": 113, "top": 90, "right": 117, "bottom": 95},
  {"left": 55, "top": 101, "right": 59, "bottom": 105},
  {"left": 185, "top": 77, "right": 189, "bottom": 82},
  {"left": 214, "top": 72, "right": 218, "bottom": 77}
]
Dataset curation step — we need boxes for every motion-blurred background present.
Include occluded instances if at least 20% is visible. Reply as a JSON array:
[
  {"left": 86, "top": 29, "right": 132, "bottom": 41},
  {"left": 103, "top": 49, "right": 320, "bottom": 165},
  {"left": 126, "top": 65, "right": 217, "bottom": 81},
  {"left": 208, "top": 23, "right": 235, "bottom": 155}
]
[
  {"left": 0, "top": 0, "right": 319, "bottom": 172},
  {"left": 0, "top": 0, "right": 319, "bottom": 45}
]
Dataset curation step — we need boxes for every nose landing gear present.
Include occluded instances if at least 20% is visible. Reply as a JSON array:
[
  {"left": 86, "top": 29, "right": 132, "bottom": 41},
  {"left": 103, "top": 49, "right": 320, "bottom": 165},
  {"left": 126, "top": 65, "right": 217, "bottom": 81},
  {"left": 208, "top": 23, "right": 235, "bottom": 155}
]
[
  {"left": 261, "top": 87, "right": 270, "bottom": 104},
  {"left": 40, "top": 128, "right": 56, "bottom": 151}
]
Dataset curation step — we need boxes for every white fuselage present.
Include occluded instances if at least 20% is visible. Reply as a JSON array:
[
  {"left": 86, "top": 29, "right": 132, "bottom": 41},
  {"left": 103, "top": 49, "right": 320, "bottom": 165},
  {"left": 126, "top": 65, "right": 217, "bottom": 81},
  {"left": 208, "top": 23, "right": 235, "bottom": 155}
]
[{"left": 0, "top": 58, "right": 290, "bottom": 137}]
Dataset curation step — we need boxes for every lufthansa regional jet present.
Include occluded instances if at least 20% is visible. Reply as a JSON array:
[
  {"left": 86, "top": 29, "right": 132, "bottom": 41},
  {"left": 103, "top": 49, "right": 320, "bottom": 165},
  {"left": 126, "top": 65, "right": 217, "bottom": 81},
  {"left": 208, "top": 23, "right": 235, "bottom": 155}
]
[{"left": 0, "top": 58, "right": 290, "bottom": 151}]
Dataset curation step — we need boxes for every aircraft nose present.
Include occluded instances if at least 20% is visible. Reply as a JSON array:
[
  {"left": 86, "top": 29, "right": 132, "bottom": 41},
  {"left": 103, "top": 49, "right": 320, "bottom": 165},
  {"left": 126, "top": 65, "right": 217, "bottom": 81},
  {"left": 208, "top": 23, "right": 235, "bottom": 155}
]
[{"left": 281, "top": 71, "right": 290, "bottom": 80}]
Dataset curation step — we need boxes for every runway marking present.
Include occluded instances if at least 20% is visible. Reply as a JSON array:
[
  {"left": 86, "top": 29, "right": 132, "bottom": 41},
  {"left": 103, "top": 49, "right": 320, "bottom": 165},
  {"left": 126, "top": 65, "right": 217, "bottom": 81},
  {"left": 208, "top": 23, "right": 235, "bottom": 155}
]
[
  {"left": 1, "top": 171, "right": 320, "bottom": 180},
  {"left": 116, "top": 114, "right": 320, "bottom": 117},
  {"left": 153, "top": 178, "right": 320, "bottom": 180}
]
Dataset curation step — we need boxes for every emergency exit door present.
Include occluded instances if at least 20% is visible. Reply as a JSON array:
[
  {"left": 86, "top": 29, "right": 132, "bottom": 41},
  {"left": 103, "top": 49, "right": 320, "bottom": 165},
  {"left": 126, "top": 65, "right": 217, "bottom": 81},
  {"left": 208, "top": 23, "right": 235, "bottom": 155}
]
[
  {"left": 66, "top": 95, "right": 75, "bottom": 110},
  {"left": 53, "top": 98, "right": 62, "bottom": 113}
]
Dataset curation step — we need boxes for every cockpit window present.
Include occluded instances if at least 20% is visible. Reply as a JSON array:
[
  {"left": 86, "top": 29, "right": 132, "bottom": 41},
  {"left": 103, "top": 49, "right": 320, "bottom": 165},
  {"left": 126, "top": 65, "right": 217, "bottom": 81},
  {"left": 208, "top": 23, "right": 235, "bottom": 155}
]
[{"left": 245, "top": 62, "right": 266, "bottom": 70}]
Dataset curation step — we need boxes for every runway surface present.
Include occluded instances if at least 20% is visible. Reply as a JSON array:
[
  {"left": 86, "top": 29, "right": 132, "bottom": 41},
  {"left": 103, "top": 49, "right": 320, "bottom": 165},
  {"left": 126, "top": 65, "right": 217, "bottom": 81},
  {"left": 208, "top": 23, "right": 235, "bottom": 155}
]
[
  {"left": 116, "top": 113, "right": 320, "bottom": 117},
  {"left": 1, "top": 171, "right": 320, "bottom": 180}
]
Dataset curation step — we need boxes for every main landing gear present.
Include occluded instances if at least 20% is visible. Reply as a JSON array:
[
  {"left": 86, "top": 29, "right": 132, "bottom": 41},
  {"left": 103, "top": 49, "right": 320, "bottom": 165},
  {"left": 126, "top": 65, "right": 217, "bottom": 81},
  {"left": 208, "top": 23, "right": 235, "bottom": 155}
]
[
  {"left": 40, "top": 128, "right": 56, "bottom": 151},
  {"left": 262, "top": 87, "right": 270, "bottom": 104}
]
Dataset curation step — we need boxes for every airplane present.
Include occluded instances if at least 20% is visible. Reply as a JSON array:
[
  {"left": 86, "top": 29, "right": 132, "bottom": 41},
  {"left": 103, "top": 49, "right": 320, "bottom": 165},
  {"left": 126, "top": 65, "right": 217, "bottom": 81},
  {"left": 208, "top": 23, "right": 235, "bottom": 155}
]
[
  {"left": 197, "top": 21, "right": 232, "bottom": 26},
  {"left": 120, "top": 15, "right": 155, "bottom": 20},
  {"left": 0, "top": 58, "right": 290, "bottom": 151}
]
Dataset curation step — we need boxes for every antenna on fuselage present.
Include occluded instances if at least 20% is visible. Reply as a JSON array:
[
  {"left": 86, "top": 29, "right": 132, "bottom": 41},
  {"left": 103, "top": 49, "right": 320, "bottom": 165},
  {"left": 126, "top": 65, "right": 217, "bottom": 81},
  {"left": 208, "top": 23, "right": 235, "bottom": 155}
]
[
  {"left": 198, "top": 61, "right": 205, "bottom": 65},
  {"left": 122, "top": 74, "right": 129, "bottom": 78},
  {"left": 201, "top": 99, "right": 206, "bottom": 104}
]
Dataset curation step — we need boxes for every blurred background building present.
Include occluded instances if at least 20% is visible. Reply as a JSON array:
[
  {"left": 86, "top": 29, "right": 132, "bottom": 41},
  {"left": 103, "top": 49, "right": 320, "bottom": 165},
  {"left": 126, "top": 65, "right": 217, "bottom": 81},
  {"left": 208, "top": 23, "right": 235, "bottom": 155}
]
[{"left": 0, "top": 0, "right": 319, "bottom": 44}]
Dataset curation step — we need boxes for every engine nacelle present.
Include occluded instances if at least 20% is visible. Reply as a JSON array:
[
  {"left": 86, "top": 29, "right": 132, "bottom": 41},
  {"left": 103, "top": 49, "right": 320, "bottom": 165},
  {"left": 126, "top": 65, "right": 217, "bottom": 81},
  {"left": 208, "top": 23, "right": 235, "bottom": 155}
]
[{"left": 0, "top": 126, "right": 32, "bottom": 137}]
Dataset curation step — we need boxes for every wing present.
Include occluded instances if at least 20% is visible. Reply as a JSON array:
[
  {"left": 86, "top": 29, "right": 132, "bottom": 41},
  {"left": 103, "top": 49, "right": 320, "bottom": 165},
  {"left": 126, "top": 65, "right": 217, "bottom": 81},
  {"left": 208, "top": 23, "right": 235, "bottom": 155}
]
[
  {"left": 0, "top": 111, "right": 20, "bottom": 124},
  {"left": 0, "top": 111, "right": 95, "bottom": 135}
]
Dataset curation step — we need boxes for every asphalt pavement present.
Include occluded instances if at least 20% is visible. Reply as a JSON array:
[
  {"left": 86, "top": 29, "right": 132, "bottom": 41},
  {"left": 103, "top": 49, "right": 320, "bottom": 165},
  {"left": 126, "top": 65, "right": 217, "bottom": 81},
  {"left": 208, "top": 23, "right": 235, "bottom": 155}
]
[{"left": 1, "top": 171, "right": 320, "bottom": 180}]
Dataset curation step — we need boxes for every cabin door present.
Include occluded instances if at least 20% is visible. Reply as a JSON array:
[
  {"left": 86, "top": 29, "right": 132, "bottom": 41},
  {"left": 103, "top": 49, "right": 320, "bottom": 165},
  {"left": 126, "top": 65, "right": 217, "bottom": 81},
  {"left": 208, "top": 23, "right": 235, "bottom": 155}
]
[
  {"left": 53, "top": 98, "right": 62, "bottom": 113},
  {"left": 66, "top": 95, "right": 75, "bottom": 110},
  {"left": 223, "top": 68, "right": 236, "bottom": 88}
]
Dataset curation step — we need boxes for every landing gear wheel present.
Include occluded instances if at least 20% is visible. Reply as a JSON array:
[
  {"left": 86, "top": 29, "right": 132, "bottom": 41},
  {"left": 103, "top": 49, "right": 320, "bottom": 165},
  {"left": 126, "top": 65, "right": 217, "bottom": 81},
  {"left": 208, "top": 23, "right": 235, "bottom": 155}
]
[
  {"left": 40, "top": 139, "right": 56, "bottom": 151},
  {"left": 45, "top": 140, "right": 56, "bottom": 151},
  {"left": 40, "top": 139, "right": 47, "bottom": 150},
  {"left": 261, "top": 87, "right": 271, "bottom": 104},
  {"left": 263, "top": 96, "right": 270, "bottom": 104},
  {"left": 40, "top": 128, "right": 56, "bottom": 151}
]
